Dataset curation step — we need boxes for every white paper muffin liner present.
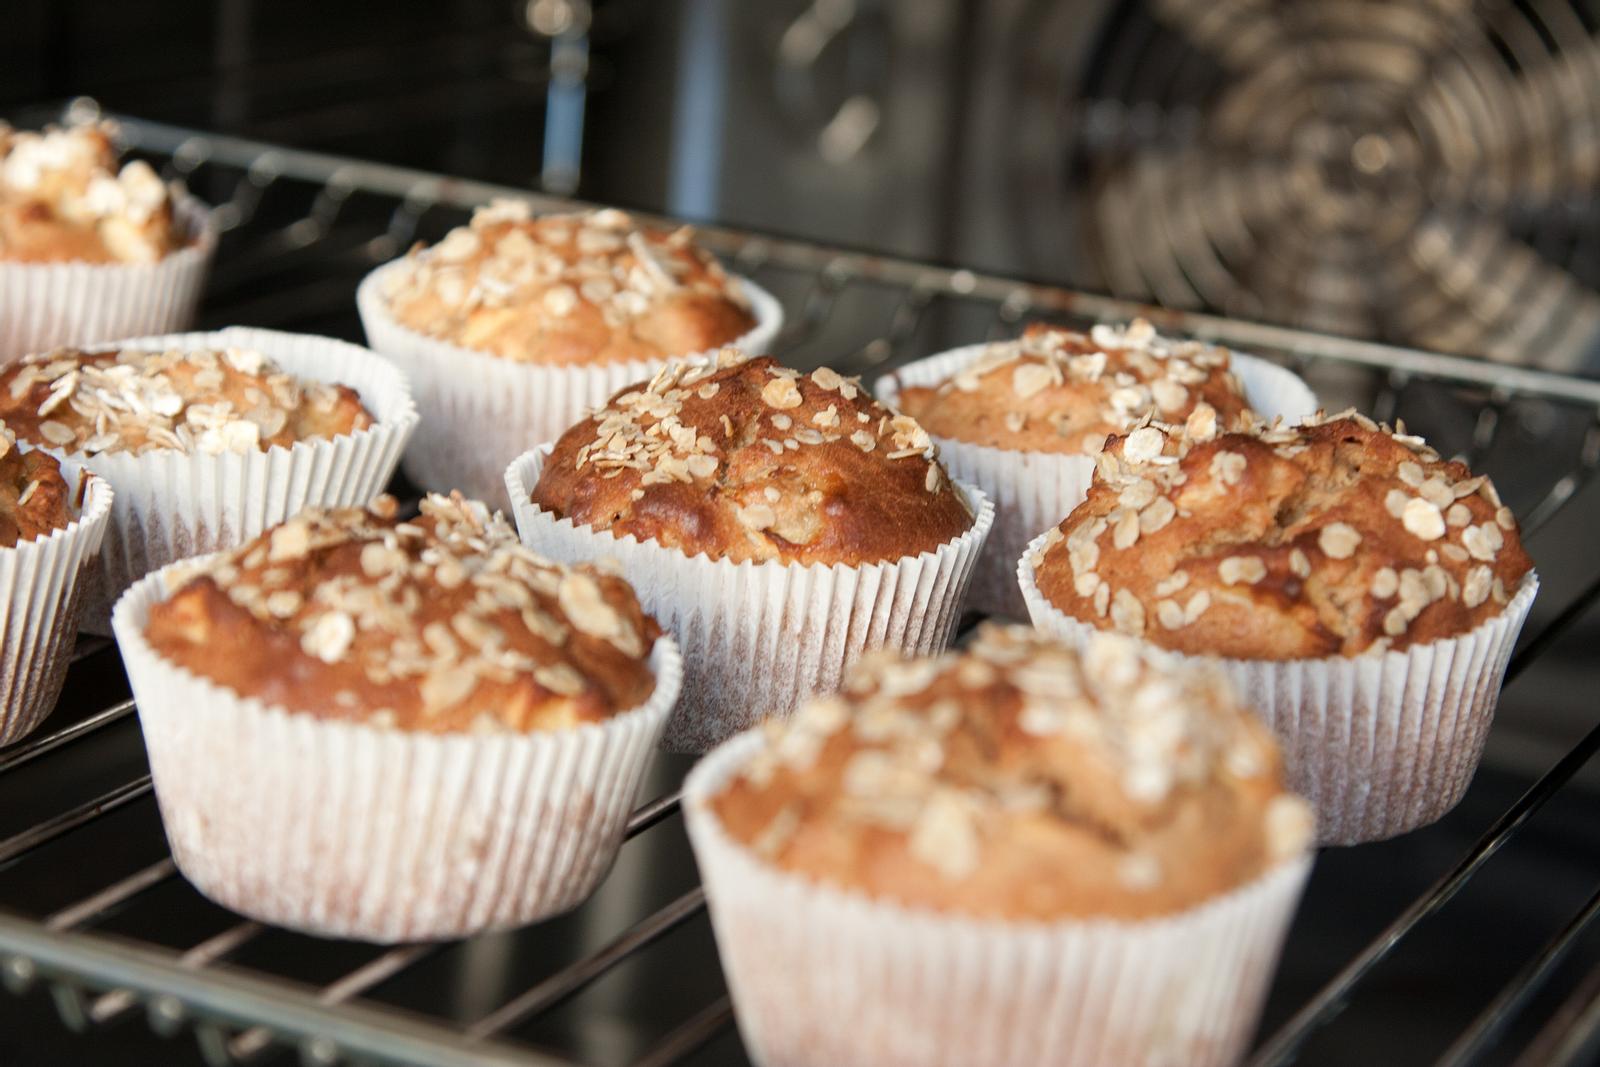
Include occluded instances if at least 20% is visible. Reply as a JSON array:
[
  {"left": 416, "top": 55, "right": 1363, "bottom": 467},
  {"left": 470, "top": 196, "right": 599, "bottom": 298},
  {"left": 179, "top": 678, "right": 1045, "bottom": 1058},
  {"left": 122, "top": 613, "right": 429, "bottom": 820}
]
[
  {"left": 683, "top": 731, "right": 1313, "bottom": 1067},
  {"left": 1018, "top": 532, "right": 1539, "bottom": 845},
  {"left": 0, "top": 196, "right": 217, "bottom": 364},
  {"left": 0, "top": 474, "right": 113, "bottom": 747},
  {"left": 45, "top": 326, "right": 419, "bottom": 633},
  {"left": 877, "top": 343, "right": 1319, "bottom": 619},
  {"left": 112, "top": 558, "right": 683, "bottom": 943},
  {"left": 505, "top": 446, "right": 994, "bottom": 753},
  {"left": 356, "top": 260, "right": 784, "bottom": 506}
]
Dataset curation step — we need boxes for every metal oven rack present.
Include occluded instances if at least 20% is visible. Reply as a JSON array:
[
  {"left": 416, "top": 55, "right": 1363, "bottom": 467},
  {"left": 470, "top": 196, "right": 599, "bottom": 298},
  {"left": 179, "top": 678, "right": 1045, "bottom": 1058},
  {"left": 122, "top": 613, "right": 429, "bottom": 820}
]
[{"left": 2, "top": 109, "right": 1600, "bottom": 1067}]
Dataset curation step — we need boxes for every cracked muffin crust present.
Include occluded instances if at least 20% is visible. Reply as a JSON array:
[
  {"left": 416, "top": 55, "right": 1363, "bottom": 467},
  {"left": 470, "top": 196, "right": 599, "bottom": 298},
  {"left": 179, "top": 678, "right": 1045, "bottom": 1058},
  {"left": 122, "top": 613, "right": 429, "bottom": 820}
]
[
  {"left": 145, "top": 493, "right": 661, "bottom": 733},
  {"left": 895, "top": 319, "right": 1253, "bottom": 454},
  {"left": 0, "top": 424, "right": 73, "bottom": 548},
  {"left": 0, "top": 120, "right": 185, "bottom": 264},
  {"left": 381, "top": 201, "right": 756, "bottom": 366},
  {"left": 0, "top": 346, "right": 375, "bottom": 456},
  {"left": 1033, "top": 411, "right": 1534, "bottom": 658},
  {"left": 711, "top": 624, "right": 1312, "bottom": 920},
  {"left": 532, "top": 349, "right": 974, "bottom": 565}
]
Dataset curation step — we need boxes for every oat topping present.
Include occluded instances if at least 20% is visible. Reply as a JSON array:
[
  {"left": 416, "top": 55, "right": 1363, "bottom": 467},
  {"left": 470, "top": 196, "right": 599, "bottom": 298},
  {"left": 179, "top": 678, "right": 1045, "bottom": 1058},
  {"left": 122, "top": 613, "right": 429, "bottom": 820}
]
[
  {"left": 534, "top": 348, "right": 972, "bottom": 566},
  {"left": 1035, "top": 411, "right": 1533, "bottom": 657},
  {"left": 0, "top": 347, "right": 373, "bottom": 457},
  {"left": 382, "top": 202, "right": 754, "bottom": 365},
  {"left": 145, "top": 494, "right": 660, "bottom": 732},
  {"left": 0, "top": 120, "right": 183, "bottom": 264},
  {"left": 895, "top": 319, "right": 1251, "bottom": 455},
  {"left": 714, "top": 626, "right": 1311, "bottom": 918}
]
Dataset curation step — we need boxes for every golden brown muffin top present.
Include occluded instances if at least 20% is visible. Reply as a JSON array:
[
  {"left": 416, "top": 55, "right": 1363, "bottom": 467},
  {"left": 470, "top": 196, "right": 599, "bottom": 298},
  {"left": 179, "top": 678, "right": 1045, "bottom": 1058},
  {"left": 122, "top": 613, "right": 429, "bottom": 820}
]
[
  {"left": 0, "top": 347, "right": 375, "bottom": 457},
  {"left": 0, "top": 120, "right": 184, "bottom": 264},
  {"left": 712, "top": 624, "right": 1311, "bottom": 920},
  {"left": 532, "top": 349, "right": 975, "bottom": 566},
  {"left": 896, "top": 319, "right": 1252, "bottom": 454},
  {"left": 145, "top": 494, "right": 662, "bottom": 733},
  {"left": 1033, "top": 411, "right": 1534, "bottom": 658},
  {"left": 0, "top": 424, "right": 73, "bottom": 548},
  {"left": 381, "top": 201, "right": 756, "bottom": 366}
]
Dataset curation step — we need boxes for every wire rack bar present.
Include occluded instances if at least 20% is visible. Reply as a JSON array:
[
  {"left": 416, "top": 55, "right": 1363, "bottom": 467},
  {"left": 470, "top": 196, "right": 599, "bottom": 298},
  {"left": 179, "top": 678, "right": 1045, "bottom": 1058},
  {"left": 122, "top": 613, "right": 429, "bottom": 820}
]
[
  {"left": 1437, "top": 882, "right": 1600, "bottom": 1066},
  {"left": 0, "top": 914, "right": 575, "bottom": 1067},
  {"left": 1513, "top": 959, "right": 1600, "bottom": 1067},
  {"left": 0, "top": 778, "right": 153, "bottom": 868},
  {"left": 228, "top": 945, "right": 440, "bottom": 1062},
  {"left": 0, "top": 699, "right": 135, "bottom": 778},
  {"left": 464, "top": 888, "right": 708, "bottom": 1041},
  {"left": 45, "top": 860, "right": 177, "bottom": 932},
  {"left": 632, "top": 996, "right": 734, "bottom": 1067},
  {"left": 89, "top": 922, "right": 266, "bottom": 1026}
]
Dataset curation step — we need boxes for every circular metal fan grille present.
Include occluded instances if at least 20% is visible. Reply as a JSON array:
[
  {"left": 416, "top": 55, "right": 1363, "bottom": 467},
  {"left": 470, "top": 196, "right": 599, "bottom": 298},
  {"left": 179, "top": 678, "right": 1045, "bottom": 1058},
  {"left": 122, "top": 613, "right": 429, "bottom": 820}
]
[{"left": 1025, "top": 0, "right": 1600, "bottom": 369}]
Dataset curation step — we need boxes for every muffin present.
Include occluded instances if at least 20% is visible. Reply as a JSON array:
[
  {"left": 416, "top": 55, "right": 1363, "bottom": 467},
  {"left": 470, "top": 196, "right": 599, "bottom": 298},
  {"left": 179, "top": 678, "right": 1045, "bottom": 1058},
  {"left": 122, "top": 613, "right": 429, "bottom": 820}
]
[
  {"left": 1020, "top": 410, "right": 1538, "bottom": 843},
  {"left": 684, "top": 625, "right": 1314, "bottom": 1067},
  {"left": 506, "top": 348, "right": 993, "bottom": 751},
  {"left": 0, "top": 424, "right": 113, "bottom": 745},
  {"left": 0, "top": 345, "right": 374, "bottom": 456},
  {"left": 0, "top": 328, "right": 418, "bottom": 631},
  {"left": 357, "top": 200, "right": 782, "bottom": 504},
  {"left": 0, "top": 427, "right": 77, "bottom": 545},
  {"left": 113, "top": 493, "right": 682, "bottom": 941},
  {"left": 878, "top": 319, "right": 1317, "bottom": 617},
  {"left": 0, "top": 119, "right": 214, "bottom": 361}
]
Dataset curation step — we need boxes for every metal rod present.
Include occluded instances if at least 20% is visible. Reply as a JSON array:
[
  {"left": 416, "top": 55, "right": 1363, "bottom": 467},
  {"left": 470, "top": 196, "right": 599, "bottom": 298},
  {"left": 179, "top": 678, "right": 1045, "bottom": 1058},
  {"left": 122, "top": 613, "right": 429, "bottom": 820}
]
[
  {"left": 1504, "top": 566, "right": 1600, "bottom": 686},
  {"left": 46, "top": 860, "right": 178, "bottom": 932},
  {"left": 69, "top": 636, "right": 113, "bottom": 664},
  {"left": 229, "top": 945, "right": 438, "bottom": 1061},
  {"left": 1512, "top": 959, "right": 1600, "bottom": 1067},
  {"left": 1519, "top": 420, "right": 1600, "bottom": 538},
  {"left": 632, "top": 995, "right": 734, "bottom": 1067},
  {"left": 1436, "top": 882, "right": 1600, "bottom": 1066},
  {"left": 0, "top": 777, "right": 153, "bottom": 868},
  {"left": 89, "top": 922, "right": 266, "bottom": 1025},
  {"left": 0, "top": 699, "right": 135, "bottom": 777},
  {"left": 624, "top": 793, "right": 681, "bottom": 838},
  {"left": 0, "top": 913, "right": 578, "bottom": 1067},
  {"left": 464, "top": 888, "right": 707, "bottom": 1040}
]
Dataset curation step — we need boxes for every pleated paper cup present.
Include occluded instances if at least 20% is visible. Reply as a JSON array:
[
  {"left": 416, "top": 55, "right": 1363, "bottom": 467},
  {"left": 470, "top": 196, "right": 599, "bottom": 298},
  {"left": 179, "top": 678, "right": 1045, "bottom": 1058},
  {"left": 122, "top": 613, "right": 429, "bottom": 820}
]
[
  {"left": 1019, "top": 532, "right": 1539, "bottom": 845},
  {"left": 0, "top": 195, "right": 216, "bottom": 364},
  {"left": 44, "top": 326, "right": 419, "bottom": 633},
  {"left": 112, "top": 559, "right": 682, "bottom": 943},
  {"left": 0, "top": 474, "right": 113, "bottom": 747},
  {"left": 877, "top": 344, "right": 1319, "bottom": 619},
  {"left": 505, "top": 446, "right": 994, "bottom": 753},
  {"left": 356, "top": 260, "right": 784, "bottom": 507},
  {"left": 683, "top": 731, "right": 1312, "bottom": 1067}
]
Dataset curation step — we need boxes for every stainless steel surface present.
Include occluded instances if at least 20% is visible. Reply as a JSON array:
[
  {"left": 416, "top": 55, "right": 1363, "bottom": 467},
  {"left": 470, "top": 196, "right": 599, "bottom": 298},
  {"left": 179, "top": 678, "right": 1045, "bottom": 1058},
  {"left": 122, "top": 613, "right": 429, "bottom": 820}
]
[{"left": 0, "top": 112, "right": 1598, "bottom": 1066}]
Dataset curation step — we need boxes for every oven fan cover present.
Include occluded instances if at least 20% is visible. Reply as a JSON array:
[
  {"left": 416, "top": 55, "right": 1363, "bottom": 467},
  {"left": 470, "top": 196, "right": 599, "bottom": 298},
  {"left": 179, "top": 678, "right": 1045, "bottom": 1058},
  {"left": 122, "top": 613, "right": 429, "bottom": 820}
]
[{"left": 1028, "top": 0, "right": 1600, "bottom": 370}]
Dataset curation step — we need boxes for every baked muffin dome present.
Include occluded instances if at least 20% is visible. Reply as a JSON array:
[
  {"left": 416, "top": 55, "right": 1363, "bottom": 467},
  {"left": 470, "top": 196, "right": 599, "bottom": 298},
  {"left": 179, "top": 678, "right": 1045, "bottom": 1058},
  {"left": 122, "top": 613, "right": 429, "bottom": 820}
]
[
  {"left": 1033, "top": 411, "right": 1534, "bottom": 658},
  {"left": 0, "top": 424, "right": 73, "bottom": 547},
  {"left": 711, "top": 624, "right": 1311, "bottom": 920},
  {"left": 145, "top": 493, "right": 661, "bottom": 733},
  {"left": 0, "top": 120, "right": 184, "bottom": 265},
  {"left": 381, "top": 201, "right": 756, "bottom": 366},
  {"left": 0, "top": 346, "right": 375, "bottom": 456},
  {"left": 531, "top": 349, "right": 975, "bottom": 566},
  {"left": 896, "top": 319, "right": 1252, "bottom": 454}
]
